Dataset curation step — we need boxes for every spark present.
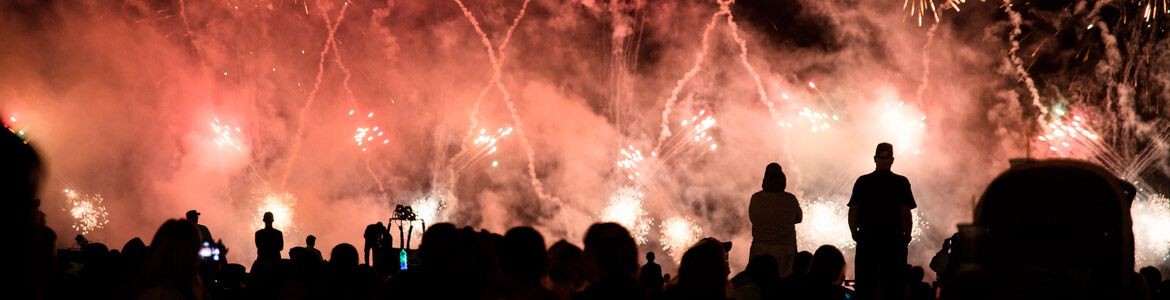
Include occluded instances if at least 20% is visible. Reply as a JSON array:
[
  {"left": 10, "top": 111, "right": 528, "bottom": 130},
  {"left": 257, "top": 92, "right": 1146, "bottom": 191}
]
[
  {"left": 798, "top": 107, "right": 836, "bottom": 133},
  {"left": 349, "top": 110, "right": 390, "bottom": 152},
  {"left": 903, "top": 0, "right": 967, "bottom": 27},
  {"left": 255, "top": 192, "right": 297, "bottom": 232},
  {"left": 601, "top": 187, "right": 652, "bottom": 245},
  {"left": 878, "top": 101, "right": 928, "bottom": 155},
  {"left": 210, "top": 117, "right": 244, "bottom": 151},
  {"left": 63, "top": 188, "right": 110, "bottom": 235},
  {"left": 796, "top": 198, "right": 856, "bottom": 251},
  {"left": 659, "top": 216, "right": 703, "bottom": 261},
  {"left": 617, "top": 145, "right": 645, "bottom": 182},
  {"left": 1132, "top": 193, "right": 1170, "bottom": 267}
]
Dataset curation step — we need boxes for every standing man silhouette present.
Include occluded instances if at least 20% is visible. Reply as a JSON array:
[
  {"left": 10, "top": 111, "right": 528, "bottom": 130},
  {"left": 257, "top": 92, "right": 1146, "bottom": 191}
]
[
  {"left": 186, "top": 210, "right": 214, "bottom": 244},
  {"left": 749, "top": 162, "right": 803, "bottom": 276},
  {"left": 363, "top": 221, "right": 386, "bottom": 266},
  {"left": 848, "top": 143, "right": 916, "bottom": 300},
  {"left": 639, "top": 251, "right": 664, "bottom": 293},
  {"left": 255, "top": 212, "right": 284, "bottom": 263}
]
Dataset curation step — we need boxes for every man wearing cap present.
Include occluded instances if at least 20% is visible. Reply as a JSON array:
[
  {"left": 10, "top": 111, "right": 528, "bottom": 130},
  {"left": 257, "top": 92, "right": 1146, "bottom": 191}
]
[
  {"left": 848, "top": 142, "right": 916, "bottom": 300},
  {"left": 186, "top": 210, "right": 214, "bottom": 244}
]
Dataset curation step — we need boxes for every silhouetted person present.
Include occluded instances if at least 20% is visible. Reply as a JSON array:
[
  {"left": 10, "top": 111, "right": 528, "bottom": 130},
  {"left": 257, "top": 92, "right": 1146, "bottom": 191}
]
[
  {"left": 790, "top": 251, "right": 813, "bottom": 279},
  {"left": 386, "top": 223, "right": 492, "bottom": 299},
  {"left": 750, "top": 162, "right": 802, "bottom": 277},
  {"left": 313, "top": 243, "right": 377, "bottom": 299},
  {"left": 305, "top": 235, "right": 322, "bottom": 262},
  {"left": 363, "top": 221, "right": 385, "bottom": 266},
  {"left": 939, "top": 160, "right": 1145, "bottom": 299},
  {"left": 665, "top": 237, "right": 731, "bottom": 300},
  {"left": 135, "top": 219, "right": 204, "bottom": 300},
  {"left": 732, "top": 254, "right": 782, "bottom": 300},
  {"left": 487, "top": 226, "right": 556, "bottom": 300},
  {"left": 255, "top": 212, "right": 284, "bottom": 262},
  {"left": 1140, "top": 266, "right": 1163, "bottom": 299},
  {"left": 640, "top": 251, "right": 664, "bottom": 295},
  {"left": 547, "top": 240, "right": 586, "bottom": 300},
  {"left": 784, "top": 245, "right": 849, "bottom": 300},
  {"left": 577, "top": 223, "right": 642, "bottom": 300},
  {"left": 908, "top": 266, "right": 934, "bottom": 300},
  {"left": 2, "top": 127, "right": 46, "bottom": 299},
  {"left": 186, "top": 210, "right": 214, "bottom": 244},
  {"left": 849, "top": 143, "right": 916, "bottom": 300}
]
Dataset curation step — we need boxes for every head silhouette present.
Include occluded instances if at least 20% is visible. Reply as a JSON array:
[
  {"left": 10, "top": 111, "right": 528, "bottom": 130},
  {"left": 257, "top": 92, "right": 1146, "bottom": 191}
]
[
  {"left": 330, "top": 243, "right": 359, "bottom": 267},
  {"left": 646, "top": 251, "right": 656, "bottom": 262},
  {"left": 874, "top": 143, "right": 894, "bottom": 171},
  {"left": 141, "top": 219, "right": 203, "bottom": 298},
  {"left": 675, "top": 238, "right": 731, "bottom": 298},
  {"left": 583, "top": 223, "right": 638, "bottom": 281},
  {"left": 500, "top": 226, "right": 547, "bottom": 284},
  {"left": 762, "top": 162, "right": 787, "bottom": 192},
  {"left": 185, "top": 210, "right": 200, "bottom": 224},
  {"left": 792, "top": 251, "right": 813, "bottom": 276},
  {"left": 809, "top": 245, "right": 846, "bottom": 285},
  {"left": 262, "top": 212, "right": 274, "bottom": 227},
  {"left": 306, "top": 235, "right": 316, "bottom": 248}
]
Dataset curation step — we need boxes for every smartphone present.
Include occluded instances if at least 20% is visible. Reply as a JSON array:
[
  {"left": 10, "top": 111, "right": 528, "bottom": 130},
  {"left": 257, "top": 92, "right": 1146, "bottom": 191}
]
[{"left": 199, "top": 242, "right": 222, "bottom": 262}]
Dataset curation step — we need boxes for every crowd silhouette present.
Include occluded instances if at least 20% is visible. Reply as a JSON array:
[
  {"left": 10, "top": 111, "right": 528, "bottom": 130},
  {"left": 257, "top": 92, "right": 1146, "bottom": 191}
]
[{"left": 6, "top": 125, "right": 1170, "bottom": 300}]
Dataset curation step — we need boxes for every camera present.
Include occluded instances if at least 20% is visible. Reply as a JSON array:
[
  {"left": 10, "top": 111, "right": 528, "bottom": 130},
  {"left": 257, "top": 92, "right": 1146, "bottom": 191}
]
[{"left": 199, "top": 242, "right": 222, "bottom": 262}]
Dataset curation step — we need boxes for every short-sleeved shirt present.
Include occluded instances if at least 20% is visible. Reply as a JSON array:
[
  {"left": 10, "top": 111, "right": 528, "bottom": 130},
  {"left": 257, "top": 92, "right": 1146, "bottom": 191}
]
[{"left": 847, "top": 170, "right": 916, "bottom": 236}]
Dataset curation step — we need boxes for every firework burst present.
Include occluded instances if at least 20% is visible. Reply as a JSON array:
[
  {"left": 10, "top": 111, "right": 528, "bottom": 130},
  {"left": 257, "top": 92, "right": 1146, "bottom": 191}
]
[
  {"left": 348, "top": 109, "right": 390, "bottom": 152},
  {"left": 796, "top": 198, "right": 856, "bottom": 251},
  {"left": 63, "top": 188, "right": 110, "bottom": 235},
  {"left": 659, "top": 216, "right": 703, "bottom": 261},
  {"left": 255, "top": 192, "right": 297, "bottom": 232},
  {"left": 1132, "top": 193, "right": 1170, "bottom": 267},
  {"left": 601, "top": 186, "right": 652, "bottom": 245}
]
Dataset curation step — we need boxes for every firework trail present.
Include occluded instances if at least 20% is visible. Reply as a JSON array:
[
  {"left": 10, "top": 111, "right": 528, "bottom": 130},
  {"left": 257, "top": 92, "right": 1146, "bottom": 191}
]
[
  {"left": 1003, "top": 0, "right": 1048, "bottom": 120},
  {"left": 281, "top": 2, "right": 350, "bottom": 189},
  {"left": 915, "top": 23, "right": 940, "bottom": 105},
  {"left": 455, "top": 0, "right": 531, "bottom": 163},
  {"left": 659, "top": 216, "right": 703, "bottom": 261},
  {"left": 454, "top": 0, "right": 554, "bottom": 202},
  {"left": 806, "top": 81, "right": 840, "bottom": 116},
  {"left": 656, "top": 7, "right": 725, "bottom": 151},
  {"left": 63, "top": 188, "right": 110, "bottom": 235},
  {"left": 315, "top": 0, "right": 389, "bottom": 196},
  {"left": 724, "top": 1, "right": 782, "bottom": 126}
]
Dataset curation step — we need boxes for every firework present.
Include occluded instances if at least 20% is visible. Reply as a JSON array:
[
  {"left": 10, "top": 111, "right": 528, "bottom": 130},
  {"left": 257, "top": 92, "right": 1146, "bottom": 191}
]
[
  {"left": 410, "top": 191, "right": 448, "bottom": 224},
  {"left": 63, "top": 188, "right": 110, "bottom": 235},
  {"left": 617, "top": 145, "right": 646, "bottom": 182},
  {"left": 797, "top": 107, "right": 837, "bottom": 133},
  {"left": 903, "top": 0, "right": 966, "bottom": 27},
  {"left": 878, "top": 101, "right": 928, "bottom": 156},
  {"left": 601, "top": 187, "right": 652, "bottom": 245},
  {"left": 1036, "top": 113, "right": 1102, "bottom": 157},
  {"left": 659, "top": 216, "right": 703, "bottom": 261},
  {"left": 796, "top": 198, "right": 856, "bottom": 251},
  {"left": 1138, "top": 0, "right": 1170, "bottom": 22},
  {"left": 1132, "top": 193, "right": 1170, "bottom": 267},
  {"left": 210, "top": 117, "right": 244, "bottom": 151},
  {"left": 255, "top": 193, "right": 297, "bottom": 232},
  {"left": 349, "top": 109, "right": 390, "bottom": 152}
]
